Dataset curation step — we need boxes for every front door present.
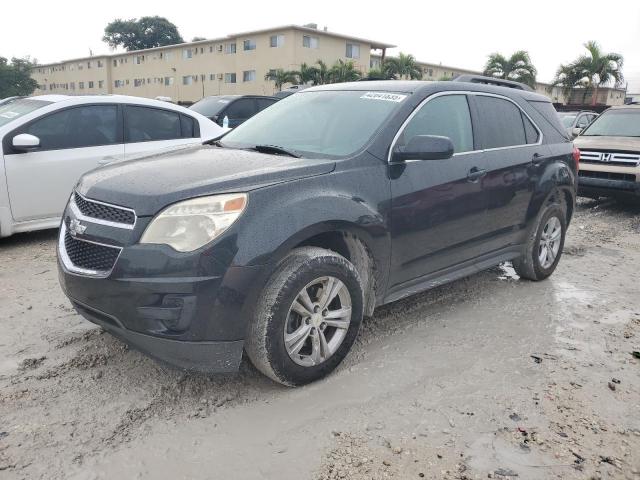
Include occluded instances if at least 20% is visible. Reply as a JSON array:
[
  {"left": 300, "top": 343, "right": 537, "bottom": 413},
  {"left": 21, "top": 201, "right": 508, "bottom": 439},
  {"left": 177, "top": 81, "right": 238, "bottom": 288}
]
[
  {"left": 3, "top": 105, "right": 123, "bottom": 222},
  {"left": 389, "top": 93, "right": 492, "bottom": 288}
]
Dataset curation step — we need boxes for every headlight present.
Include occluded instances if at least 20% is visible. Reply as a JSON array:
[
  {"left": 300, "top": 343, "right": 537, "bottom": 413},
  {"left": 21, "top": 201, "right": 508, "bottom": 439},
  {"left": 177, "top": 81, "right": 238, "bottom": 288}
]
[{"left": 140, "top": 193, "right": 247, "bottom": 252}]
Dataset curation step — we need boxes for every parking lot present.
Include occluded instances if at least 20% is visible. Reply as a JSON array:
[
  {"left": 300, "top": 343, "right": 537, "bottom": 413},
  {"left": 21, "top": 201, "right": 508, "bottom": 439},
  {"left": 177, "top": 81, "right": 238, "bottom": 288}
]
[{"left": 0, "top": 197, "right": 638, "bottom": 479}]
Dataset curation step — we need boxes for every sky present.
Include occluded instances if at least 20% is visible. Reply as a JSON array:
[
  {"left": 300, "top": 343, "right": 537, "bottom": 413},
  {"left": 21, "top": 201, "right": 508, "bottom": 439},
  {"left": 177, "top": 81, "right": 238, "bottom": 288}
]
[{"left": 3, "top": 0, "right": 639, "bottom": 92}]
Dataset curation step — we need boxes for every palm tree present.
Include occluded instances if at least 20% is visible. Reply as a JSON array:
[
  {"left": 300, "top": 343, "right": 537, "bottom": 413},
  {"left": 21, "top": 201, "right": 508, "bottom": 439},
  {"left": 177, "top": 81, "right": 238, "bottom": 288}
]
[
  {"left": 554, "top": 41, "right": 623, "bottom": 106},
  {"left": 483, "top": 50, "right": 537, "bottom": 88},
  {"left": 294, "top": 63, "right": 318, "bottom": 85},
  {"left": 264, "top": 69, "right": 297, "bottom": 91},
  {"left": 329, "top": 59, "right": 361, "bottom": 83},
  {"left": 366, "top": 68, "right": 394, "bottom": 80},
  {"left": 383, "top": 53, "right": 422, "bottom": 80},
  {"left": 313, "top": 60, "right": 331, "bottom": 85}
]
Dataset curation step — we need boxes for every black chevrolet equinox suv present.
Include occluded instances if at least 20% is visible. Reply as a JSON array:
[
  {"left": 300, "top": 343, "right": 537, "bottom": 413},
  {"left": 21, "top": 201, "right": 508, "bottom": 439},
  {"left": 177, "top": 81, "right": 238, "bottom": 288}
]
[{"left": 58, "top": 77, "right": 578, "bottom": 386}]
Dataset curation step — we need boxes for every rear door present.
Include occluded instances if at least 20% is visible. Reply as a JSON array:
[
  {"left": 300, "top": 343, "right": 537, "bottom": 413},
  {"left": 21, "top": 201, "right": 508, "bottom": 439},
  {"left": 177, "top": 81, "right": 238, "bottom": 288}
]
[
  {"left": 3, "top": 104, "right": 123, "bottom": 222},
  {"left": 470, "top": 94, "right": 545, "bottom": 250},
  {"left": 123, "top": 105, "right": 201, "bottom": 160},
  {"left": 389, "top": 93, "right": 493, "bottom": 287}
]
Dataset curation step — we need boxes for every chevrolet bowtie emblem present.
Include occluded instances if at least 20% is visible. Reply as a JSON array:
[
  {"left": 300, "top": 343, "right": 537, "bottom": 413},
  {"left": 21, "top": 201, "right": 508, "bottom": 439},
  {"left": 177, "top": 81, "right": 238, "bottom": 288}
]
[{"left": 69, "top": 219, "right": 87, "bottom": 236}]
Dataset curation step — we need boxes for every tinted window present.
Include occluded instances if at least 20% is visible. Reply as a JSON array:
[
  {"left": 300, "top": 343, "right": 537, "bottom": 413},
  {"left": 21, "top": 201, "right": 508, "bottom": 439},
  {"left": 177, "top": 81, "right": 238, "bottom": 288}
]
[
  {"left": 256, "top": 98, "right": 277, "bottom": 112},
  {"left": 25, "top": 105, "right": 118, "bottom": 150},
  {"left": 522, "top": 113, "right": 539, "bottom": 144},
  {"left": 180, "top": 114, "right": 196, "bottom": 138},
  {"left": 225, "top": 99, "right": 256, "bottom": 120},
  {"left": 125, "top": 106, "right": 181, "bottom": 142},
  {"left": 476, "top": 96, "right": 526, "bottom": 148},
  {"left": 399, "top": 95, "right": 473, "bottom": 153},
  {"left": 190, "top": 96, "right": 234, "bottom": 118}
]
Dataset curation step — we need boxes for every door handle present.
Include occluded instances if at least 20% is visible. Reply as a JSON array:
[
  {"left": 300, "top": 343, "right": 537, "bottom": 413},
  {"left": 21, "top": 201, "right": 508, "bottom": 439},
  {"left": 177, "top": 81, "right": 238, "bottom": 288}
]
[
  {"left": 467, "top": 167, "right": 487, "bottom": 182},
  {"left": 531, "top": 153, "right": 544, "bottom": 165}
]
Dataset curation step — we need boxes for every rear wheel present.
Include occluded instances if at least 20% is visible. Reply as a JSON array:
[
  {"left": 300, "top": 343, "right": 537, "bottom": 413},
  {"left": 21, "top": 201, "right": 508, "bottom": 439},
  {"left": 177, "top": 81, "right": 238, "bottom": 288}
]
[
  {"left": 513, "top": 199, "right": 567, "bottom": 281},
  {"left": 245, "top": 247, "right": 364, "bottom": 386}
]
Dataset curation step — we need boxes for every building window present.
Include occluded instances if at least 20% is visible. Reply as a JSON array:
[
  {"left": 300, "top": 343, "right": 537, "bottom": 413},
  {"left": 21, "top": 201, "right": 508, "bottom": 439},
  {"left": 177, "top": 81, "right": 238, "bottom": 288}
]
[
  {"left": 182, "top": 76, "right": 193, "bottom": 85},
  {"left": 225, "top": 43, "right": 236, "bottom": 54},
  {"left": 164, "top": 52, "right": 172, "bottom": 61},
  {"left": 346, "top": 43, "right": 360, "bottom": 59},
  {"left": 243, "top": 70, "right": 256, "bottom": 82},
  {"left": 270, "top": 35, "right": 284, "bottom": 47},
  {"left": 224, "top": 73, "right": 237, "bottom": 83},
  {"left": 135, "top": 55, "right": 144, "bottom": 64},
  {"left": 97, "top": 60, "right": 103, "bottom": 68},
  {"left": 183, "top": 49, "right": 193, "bottom": 59},
  {"left": 164, "top": 76, "right": 174, "bottom": 86},
  {"left": 134, "top": 79, "right": 143, "bottom": 87},
  {"left": 87, "top": 61, "right": 92, "bottom": 69},
  {"left": 243, "top": 39, "right": 256, "bottom": 51},
  {"left": 114, "top": 80, "right": 124, "bottom": 88},
  {"left": 70, "top": 82, "right": 76, "bottom": 90},
  {"left": 79, "top": 82, "right": 85, "bottom": 89},
  {"left": 78, "top": 63, "right": 83, "bottom": 70},
  {"left": 113, "top": 59, "right": 117, "bottom": 67},
  {"left": 210, "top": 74, "right": 215, "bottom": 81},
  {"left": 303, "top": 35, "right": 319, "bottom": 49},
  {"left": 98, "top": 80, "right": 104, "bottom": 89},
  {"left": 209, "top": 46, "right": 214, "bottom": 53},
  {"left": 88, "top": 81, "right": 94, "bottom": 89}
]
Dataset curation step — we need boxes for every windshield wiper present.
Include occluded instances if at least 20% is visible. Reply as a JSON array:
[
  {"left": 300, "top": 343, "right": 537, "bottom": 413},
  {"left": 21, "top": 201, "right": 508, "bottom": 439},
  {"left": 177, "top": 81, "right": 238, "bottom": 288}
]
[{"left": 251, "top": 144, "right": 301, "bottom": 158}]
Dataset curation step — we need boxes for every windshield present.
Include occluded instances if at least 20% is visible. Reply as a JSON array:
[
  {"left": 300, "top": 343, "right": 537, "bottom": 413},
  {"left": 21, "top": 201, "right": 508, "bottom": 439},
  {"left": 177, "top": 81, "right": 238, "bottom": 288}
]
[
  {"left": 220, "top": 90, "right": 408, "bottom": 158},
  {"left": 190, "top": 96, "right": 235, "bottom": 117},
  {"left": 0, "top": 99, "right": 52, "bottom": 128},
  {"left": 559, "top": 114, "right": 576, "bottom": 128},
  {"left": 582, "top": 109, "right": 640, "bottom": 137}
]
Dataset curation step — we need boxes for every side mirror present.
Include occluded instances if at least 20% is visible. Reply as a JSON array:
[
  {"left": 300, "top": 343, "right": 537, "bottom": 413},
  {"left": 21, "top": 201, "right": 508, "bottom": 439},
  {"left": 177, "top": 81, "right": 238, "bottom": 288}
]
[
  {"left": 12, "top": 133, "right": 41, "bottom": 152},
  {"left": 392, "top": 135, "right": 454, "bottom": 162},
  {"left": 572, "top": 127, "right": 583, "bottom": 137}
]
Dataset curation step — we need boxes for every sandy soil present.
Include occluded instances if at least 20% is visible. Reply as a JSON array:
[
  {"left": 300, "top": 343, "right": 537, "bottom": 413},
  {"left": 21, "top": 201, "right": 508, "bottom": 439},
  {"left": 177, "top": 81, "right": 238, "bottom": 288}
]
[{"left": 1, "top": 198, "right": 639, "bottom": 480}]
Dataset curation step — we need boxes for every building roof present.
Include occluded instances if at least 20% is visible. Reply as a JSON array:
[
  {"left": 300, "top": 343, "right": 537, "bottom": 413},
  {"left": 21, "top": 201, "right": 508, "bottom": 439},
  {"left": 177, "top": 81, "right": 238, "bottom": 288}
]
[{"left": 35, "top": 25, "right": 396, "bottom": 68}]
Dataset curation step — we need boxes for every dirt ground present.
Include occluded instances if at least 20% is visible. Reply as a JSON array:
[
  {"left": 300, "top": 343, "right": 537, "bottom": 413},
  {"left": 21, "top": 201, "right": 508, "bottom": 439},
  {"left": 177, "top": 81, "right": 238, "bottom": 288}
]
[{"left": 1, "top": 198, "right": 639, "bottom": 480}]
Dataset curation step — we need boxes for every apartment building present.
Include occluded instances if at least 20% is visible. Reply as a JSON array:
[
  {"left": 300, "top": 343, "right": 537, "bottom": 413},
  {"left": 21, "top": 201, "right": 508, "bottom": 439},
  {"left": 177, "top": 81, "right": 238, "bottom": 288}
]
[
  {"left": 31, "top": 24, "right": 394, "bottom": 103},
  {"left": 31, "top": 24, "right": 625, "bottom": 106}
]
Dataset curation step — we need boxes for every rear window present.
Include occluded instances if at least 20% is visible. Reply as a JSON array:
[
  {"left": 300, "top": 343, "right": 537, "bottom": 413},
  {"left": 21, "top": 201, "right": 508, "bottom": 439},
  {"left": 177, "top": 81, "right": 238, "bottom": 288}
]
[
  {"left": 528, "top": 100, "right": 567, "bottom": 137},
  {"left": 190, "top": 96, "right": 234, "bottom": 118},
  {"left": 0, "top": 99, "right": 52, "bottom": 128}
]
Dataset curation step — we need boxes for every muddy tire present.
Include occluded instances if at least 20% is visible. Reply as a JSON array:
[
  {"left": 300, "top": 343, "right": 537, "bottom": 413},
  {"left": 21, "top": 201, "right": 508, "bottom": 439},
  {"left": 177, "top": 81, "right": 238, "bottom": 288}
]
[
  {"left": 244, "top": 247, "right": 364, "bottom": 386},
  {"left": 513, "top": 197, "right": 567, "bottom": 281}
]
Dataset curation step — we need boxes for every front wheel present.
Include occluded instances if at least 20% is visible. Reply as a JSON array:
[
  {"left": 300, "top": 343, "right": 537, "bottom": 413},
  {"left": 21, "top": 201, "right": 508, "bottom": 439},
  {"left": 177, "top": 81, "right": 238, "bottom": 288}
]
[
  {"left": 244, "top": 247, "right": 364, "bottom": 386},
  {"left": 513, "top": 201, "right": 567, "bottom": 281}
]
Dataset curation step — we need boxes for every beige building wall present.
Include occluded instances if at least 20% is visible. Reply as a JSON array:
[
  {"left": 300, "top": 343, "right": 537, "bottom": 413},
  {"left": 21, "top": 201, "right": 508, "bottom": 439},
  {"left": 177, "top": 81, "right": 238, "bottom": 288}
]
[{"left": 31, "top": 25, "right": 389, "bottom": 103}]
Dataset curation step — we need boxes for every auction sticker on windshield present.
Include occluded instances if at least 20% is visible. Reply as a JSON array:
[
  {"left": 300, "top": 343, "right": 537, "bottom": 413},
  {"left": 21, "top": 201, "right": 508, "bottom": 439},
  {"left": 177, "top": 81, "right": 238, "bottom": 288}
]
[{"left": 361, "top": 92, "right": 407, "bottom": 102}]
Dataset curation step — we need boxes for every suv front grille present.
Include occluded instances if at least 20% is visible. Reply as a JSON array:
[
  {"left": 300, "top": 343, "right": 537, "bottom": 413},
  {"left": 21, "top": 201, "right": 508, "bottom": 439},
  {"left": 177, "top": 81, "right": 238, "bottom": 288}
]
[
  {"left": 579, "top": 170, "right": 637, "bottom": 182},
  {"left": 63, "top": 229, "right": 121, "bottom": 273},
  {"left": 580, "top": 150, "right": 640, "bottom": 167},
  {"left": 74, "top": 192, "right": 135, "bottom": 226}
]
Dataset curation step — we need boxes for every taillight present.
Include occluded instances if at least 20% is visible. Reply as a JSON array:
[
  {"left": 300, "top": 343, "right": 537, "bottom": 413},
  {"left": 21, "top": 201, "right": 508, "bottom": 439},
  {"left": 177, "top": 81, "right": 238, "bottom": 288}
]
[{"left": 572, "top": 146, "right": 580, "bottom": 170}]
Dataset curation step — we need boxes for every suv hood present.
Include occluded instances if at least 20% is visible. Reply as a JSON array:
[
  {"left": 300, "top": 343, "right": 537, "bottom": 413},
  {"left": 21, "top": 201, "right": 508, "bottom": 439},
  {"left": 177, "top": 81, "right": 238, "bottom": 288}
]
[
  {"left": 574, "top": 135, "right": 640, "bottom": 152},
  {"left": 77, "top": 145, "right": 336, "bottom": 216}
]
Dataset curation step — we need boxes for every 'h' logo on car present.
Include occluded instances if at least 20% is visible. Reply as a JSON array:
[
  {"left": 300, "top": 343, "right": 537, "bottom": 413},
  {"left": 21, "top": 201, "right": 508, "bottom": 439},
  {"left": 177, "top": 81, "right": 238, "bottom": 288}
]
[
  {"left": 69, "top": 219, "right": 87, "bottom": 237},
  {"left": 602, "top": 153, "right": 611, "bottom": 162}
]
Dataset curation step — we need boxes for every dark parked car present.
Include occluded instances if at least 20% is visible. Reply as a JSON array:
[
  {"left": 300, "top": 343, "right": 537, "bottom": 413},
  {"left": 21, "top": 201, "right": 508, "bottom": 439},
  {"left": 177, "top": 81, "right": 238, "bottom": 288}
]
[
  {"left": 58, "top": 77, "right": 577, "bottom": 386},
  {"left": 189, "top": 95, "right": 278, "bottom": 128}
]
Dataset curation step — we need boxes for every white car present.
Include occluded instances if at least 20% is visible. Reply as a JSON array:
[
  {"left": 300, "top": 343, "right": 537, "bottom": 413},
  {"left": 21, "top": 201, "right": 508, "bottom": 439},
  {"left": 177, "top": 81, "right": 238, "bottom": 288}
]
[{"left": 0, "top": 95, "right": 224, "bottom": 237}]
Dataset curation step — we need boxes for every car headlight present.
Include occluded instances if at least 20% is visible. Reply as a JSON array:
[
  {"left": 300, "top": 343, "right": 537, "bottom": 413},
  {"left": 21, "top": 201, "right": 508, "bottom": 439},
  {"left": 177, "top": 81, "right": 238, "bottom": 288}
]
[{"left": 140, "top": 193, "right": 247, "bottom": 252}]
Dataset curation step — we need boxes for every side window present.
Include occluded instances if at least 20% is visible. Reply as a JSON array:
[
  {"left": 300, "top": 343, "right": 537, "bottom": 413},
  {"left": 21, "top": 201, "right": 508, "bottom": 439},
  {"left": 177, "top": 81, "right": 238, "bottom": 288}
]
[
  {"left": 576, "top": 114, "right": 590, "bottom": 128},
  {"left": 399, "top": 95, "right": 473, "bottom": 154},
  {"left": 225, "top": 99, "right": 256, "bottom": 120},
  {"left": 475, "top": 96, "right": 526, "bottom": 149},
  {"left": 125, "top": 106, "right": 181, "bottom": 142},
  {"left": 180, "top": 114, "right": 197, "bottom": 138},
  {"left": 25, "top": 105, "right": 118, "bottom": 151},
  {"left": 522, "top": 113, "right": 540, "bottom": 144},
  {"left": 256, "top": 98, "right": 277, "bottom": 112}
]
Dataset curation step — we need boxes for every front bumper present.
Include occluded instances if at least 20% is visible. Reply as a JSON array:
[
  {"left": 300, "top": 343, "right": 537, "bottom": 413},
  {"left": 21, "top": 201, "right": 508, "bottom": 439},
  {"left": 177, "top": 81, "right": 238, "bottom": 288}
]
[{"left": 578, "top": 176, "right": 640, "bottom": 198}]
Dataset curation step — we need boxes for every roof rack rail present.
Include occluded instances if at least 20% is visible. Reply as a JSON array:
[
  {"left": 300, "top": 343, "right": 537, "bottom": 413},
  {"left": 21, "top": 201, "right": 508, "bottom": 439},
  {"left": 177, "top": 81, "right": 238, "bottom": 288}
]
[{"left": 452, "top": 74, "right": 534, "bottom": 92}]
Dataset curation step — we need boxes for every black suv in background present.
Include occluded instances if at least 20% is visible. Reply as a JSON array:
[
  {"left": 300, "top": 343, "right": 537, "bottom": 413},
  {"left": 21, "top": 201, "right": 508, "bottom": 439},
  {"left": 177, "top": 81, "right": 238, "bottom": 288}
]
[
  {"left": 190, "top": 95, "right": 278, "bottom": 128},
  {"left": 58, "top": 77, "right": 577, "bottom": 386}
]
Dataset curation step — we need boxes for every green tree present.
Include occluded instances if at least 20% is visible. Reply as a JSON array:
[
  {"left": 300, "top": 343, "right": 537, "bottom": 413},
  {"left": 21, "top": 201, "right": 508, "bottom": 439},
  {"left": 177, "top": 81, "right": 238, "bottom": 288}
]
[
  {"left": 191, "top": 36, "right": 206, "bottom": 42},
  {"left": 384, "top": 53, "right": 422, "bottom": 80},
  {"left": 264, "top": 69, "right": 298, "bottom": 91},
  {"left": 103, "top": 16, "right": 184, "bottom": 51},
  {"left": 294, "top": 63, "right": 318, "bottom": 85},
  {"left": 366, "top": 67, "right": 395, "bottom": 80},
  {"left": 0, "top": 57, "right": 38, "bottom": 98},
  {"left": 483, "top": 50, "right": 537, "bottom": 88},
  {"left": 553, "top": 41, "right": 624, "bottom": 106},
  {"left": 329, "top": 59, "right": 361, "bottom": 83},
  {"left": 313, "top": 60, "right": 331, "bottom": 85}
]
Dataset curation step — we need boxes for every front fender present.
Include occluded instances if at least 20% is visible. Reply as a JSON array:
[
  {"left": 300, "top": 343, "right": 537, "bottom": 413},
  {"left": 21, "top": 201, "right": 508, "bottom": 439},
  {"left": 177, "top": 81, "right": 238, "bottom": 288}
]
[{"left": 526, "top": 155, "right": 576, "bottom": 226}]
